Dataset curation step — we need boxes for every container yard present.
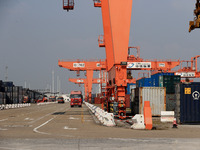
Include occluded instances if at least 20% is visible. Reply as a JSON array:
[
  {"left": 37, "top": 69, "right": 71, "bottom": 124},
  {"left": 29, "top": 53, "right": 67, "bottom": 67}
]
[{"left": 1, "top": 0, "right": 200, "bottom": 149}]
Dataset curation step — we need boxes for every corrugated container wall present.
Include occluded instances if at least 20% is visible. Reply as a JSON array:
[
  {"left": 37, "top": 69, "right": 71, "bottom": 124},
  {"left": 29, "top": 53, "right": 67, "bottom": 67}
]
[
  {"left": 166, "top": 94, "right": 176, "bottom": 111},
  {"left": 138, "top": 87, "right": 166, "bottom": 116},
  {"left": 2, "top": 81, "right": 14, "bottom": 87},
  {"left": 136, "top": 78, "right": 152, "bottom": 87},
  {"left": 159, "top": 75, "right": 181, "bottom": 94},
  {"left": 151, "top": 73, "right": 174, "bottom": 87},
  {"left": 175, "top": 82, "right": 200, "bottom": 123},
  {"left": 0, "top": 92, "right": 6, "bottom": 104}
]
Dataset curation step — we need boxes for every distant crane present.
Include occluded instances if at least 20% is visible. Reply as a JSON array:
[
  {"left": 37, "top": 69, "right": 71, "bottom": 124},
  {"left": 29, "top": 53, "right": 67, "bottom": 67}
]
[
  {"left": 69, "top": 78, "right": 104, "bottom": 102},
  {"left": 58, "top": 59, "right": 106, "bottom": 102}
]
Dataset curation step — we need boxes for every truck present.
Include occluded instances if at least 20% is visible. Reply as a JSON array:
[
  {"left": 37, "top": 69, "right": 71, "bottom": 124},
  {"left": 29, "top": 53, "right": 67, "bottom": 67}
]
[
  {"left": 36, "top": 96, "right": 48, "bottom": 103},
  {"left": 57, "top": 96, "right": 65, "bottom": 103},
  {"left": 70, "top": 91, "right": 83, "bottom": 107},
  {"left": 49, "top": 96, "right": 56, "bottom": 102},
  {"left": 23, "top": 95, "right": 29, "bottom": 103}
]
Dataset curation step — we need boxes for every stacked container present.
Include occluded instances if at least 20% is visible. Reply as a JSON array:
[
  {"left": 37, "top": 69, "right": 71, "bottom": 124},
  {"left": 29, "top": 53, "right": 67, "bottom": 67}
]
[
  {"left": 133, "top": 87, "right": 166, "bottom": 116},
  {"left": 136, "top": 78, "right": 152, "bottom": 87},
  {"left": 175, "top": 82, "right": 200, "bottom": 123},
  {"left": 0, "top": 92, "right": 6, "bottom": 104},
  {"left": 151, "top": 73, "right": 174, "bottom": 87},
  {"left": 159, "top": 75, "right": 181, "bottom": 94}
]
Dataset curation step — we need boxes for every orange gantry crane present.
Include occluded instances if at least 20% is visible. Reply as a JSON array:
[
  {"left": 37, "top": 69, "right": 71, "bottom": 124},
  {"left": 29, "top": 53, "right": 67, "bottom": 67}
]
[
  {"left": 69, "top": 78, "right": 103, "bottom": 102},
  {"left": 61, "top": 0, "right": 199, "bottom": 119},
  {"left": 58, "top": 59, "right": 106, "bottom": 102},
  {"left": 96, "top": 0, "right": 180, "bottom": 119}
]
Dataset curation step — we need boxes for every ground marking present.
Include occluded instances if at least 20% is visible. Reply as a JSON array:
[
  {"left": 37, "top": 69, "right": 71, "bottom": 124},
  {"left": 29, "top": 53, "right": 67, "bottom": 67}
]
[
  {"left": 64, "top": 126, "right": 77, "bottom": 130},
  {"left": 33, "top": 106, "right": 71, "bottom": 135},
  {"left": 0, "top": 128, "right": 8, "bottom": 131},
  {"left": 33, "top": 117, "right": 54, "bottom": 135},
  {"left": 24, "top": 118, "right": 34, "bottom": 121},
  {"left": 0, "top": 118, "right": 8, "bottom": 122},
  {"left": 0, "top": 147, "right": 31, "bottom": 150},
  {"left": 69, "top": 116, "right": 79, "bottom": 120}
]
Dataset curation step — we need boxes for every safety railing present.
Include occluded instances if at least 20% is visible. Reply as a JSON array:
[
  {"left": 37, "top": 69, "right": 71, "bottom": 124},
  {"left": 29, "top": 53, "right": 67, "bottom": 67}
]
[
  {"left": 0, "top": 103, "right": 31, "bottom": 110},
  {"left": 85, "top": 102, "right": 115, "bottom": 126}
]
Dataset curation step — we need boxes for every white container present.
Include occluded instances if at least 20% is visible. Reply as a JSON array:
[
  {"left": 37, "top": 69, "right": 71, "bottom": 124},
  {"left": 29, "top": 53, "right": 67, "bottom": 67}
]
[{"left": 139, "top": 87, "right": 166, "bottom": 116}]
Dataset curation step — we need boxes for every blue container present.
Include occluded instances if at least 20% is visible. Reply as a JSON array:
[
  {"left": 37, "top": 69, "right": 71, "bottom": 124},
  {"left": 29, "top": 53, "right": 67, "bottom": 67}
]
[
  {"left": 127, "top": 83, "right": 136, "bottom": 94},
  {"left": 177, "top": 82, "right": 200, "bottom": 123},
  {"left": 136, "top": 78, "right": 152, "bottom": 87},
  {"left": 3, "top": 81, "right": 14, "bottom": 87},
  {"left": 151, "top": 73, "right": 174, "bottom": 87},
  {"left": 144, "top": 78, "right": 152, "bottom": 87}
]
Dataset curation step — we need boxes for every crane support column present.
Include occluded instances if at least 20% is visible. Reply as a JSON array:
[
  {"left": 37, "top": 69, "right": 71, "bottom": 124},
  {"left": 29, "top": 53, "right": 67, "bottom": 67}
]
[
  {"left": 86, "top": 70, "right": 94, "bottom": 103},
  {"left": 101, "top": 0, "right": 133, "bottom": 119}
]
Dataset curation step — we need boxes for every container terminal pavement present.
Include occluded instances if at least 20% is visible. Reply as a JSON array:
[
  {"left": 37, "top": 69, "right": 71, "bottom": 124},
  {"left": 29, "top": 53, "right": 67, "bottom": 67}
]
[
  {"left": 1, "top": 102, "right": 200, "bottom": 150},
  {"left": 1, "top": 0, "right": 200, "bottom": 149}
]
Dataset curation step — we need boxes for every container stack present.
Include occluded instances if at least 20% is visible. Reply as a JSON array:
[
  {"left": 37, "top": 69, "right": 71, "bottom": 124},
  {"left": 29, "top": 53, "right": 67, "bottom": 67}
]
[
  {"left": 132, "top": 87, "right": 166, "bottom": 116},
  {"left": 175, "top": 82, "right": 200, "bottom": 124},
  {"left": 130, "top": 73, "right": 181, "bottom": 116},
  {"left": 0, "top": 80, "right": 44, "bottom": 105}
]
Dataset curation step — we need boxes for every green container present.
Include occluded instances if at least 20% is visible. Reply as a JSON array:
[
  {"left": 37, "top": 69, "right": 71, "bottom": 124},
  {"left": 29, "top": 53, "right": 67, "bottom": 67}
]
[{"left": 159, "top": 75, "right": 181, "bottom": 94}]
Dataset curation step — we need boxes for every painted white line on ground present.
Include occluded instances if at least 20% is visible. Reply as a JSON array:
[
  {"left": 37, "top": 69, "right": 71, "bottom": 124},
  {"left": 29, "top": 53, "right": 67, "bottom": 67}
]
[
  {"left": 33, "top": 118, "right": 54, "bottom": 135},
  {"left": 0, "top": 147, "right": 31, "bottom": 150},
  {"left": 64, "top": 126, "right": 77, "bottom": 130},
  {"left": 69, "top": 116, "right": 79, "bottom": 120},
  {"left": 4, "top": 125, "right": 32, "bottom": 128},
  {"left": 29, "top": 106, "right": 70, "bottom": 124},
  {"left": 28, "top": 113, "right": 54, "bottom": 124},
  {"left": 33, "top": 106, "right": 71, "bottom": 135},
  {"left": 0, "top": 118, "right": 8, "bottom": 122},
  {"left": 0, "top": 128, "right": 8, "bottom": 131},
  {"left": 24, "top": 118, "right": 34, "bottom": 121}
]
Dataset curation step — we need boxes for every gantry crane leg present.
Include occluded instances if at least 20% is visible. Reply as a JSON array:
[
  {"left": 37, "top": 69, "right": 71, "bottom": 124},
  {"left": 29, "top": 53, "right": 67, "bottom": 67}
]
[
  {"left": 86, "top": 70, "right": 94, "bottom": 103},
  {"left": 101, "top": 0, "right": 132, "bottom": 119}
]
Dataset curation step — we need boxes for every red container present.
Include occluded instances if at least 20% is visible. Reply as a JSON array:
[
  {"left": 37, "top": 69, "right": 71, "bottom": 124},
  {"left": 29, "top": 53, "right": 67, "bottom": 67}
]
[{"left": 125, "top": 94, "right": 130, "bottom": 108}]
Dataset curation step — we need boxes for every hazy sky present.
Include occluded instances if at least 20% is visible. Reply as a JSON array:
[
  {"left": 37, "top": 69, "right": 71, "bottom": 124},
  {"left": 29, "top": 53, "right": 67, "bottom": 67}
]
[{"left": 0, "top": 0, "right": 199, "bottom": 94}]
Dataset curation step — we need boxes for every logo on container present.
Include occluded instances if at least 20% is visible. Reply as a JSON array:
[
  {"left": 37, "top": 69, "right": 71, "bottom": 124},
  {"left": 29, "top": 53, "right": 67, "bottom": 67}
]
[{"left": 192, "top": 91, "right": 200, "bottom": 100}]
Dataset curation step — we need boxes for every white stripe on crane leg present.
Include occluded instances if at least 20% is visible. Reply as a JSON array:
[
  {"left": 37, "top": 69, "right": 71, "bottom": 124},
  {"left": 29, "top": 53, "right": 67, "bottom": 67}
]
[{"left": 33, "top": 117, "right": 54, "bottom": 135}]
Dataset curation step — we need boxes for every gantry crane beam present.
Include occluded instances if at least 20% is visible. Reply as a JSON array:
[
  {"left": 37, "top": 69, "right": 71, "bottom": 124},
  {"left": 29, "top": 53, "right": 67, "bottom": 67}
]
[
  {"left": 58, "top": 59, "right": 106, "bottom": 71},
  {"left": 127, "top": 58, "right": 180, "bottom": 72},
  {"left": 69, "top": 78, "right": 103, "bottom": 102},
  {"left": 58, "top": 59, "right": 106, "bottom": 102},
  {"left": 174, "top": 55, "right": 200, "bottom": 78}
]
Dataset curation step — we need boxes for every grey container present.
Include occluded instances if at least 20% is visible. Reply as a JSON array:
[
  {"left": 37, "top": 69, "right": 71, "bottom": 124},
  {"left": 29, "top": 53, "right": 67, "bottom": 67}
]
[
  {"left": 0, "top": 92, "right": 6, "bottom": 104},
  {"left": 166, "top": 94, "right": 176, "bottom": 111},
  {"left": 138, "top": 87, "right": 166, "bottom": 116}
]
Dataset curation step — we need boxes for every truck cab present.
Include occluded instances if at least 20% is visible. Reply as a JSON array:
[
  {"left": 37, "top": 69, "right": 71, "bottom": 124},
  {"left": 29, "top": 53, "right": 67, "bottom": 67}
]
[{"left": 70, "top": 91, "right": 83, "bottom": 107}]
